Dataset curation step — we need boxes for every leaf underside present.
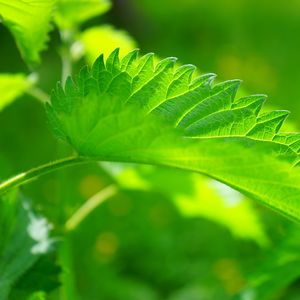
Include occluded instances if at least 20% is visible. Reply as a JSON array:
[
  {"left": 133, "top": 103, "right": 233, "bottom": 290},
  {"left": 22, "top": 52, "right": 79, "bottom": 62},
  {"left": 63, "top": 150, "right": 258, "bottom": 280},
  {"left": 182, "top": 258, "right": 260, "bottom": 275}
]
[{"left": 47, "top": 49, "right": 300, "bottom": 222}]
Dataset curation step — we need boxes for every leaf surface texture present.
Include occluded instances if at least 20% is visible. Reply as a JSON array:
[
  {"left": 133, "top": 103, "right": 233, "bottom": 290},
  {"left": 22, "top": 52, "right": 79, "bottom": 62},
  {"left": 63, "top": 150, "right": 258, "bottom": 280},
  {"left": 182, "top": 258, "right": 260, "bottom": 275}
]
[{"left": 47, "top": 49, "right": 300, "bottom": 221}]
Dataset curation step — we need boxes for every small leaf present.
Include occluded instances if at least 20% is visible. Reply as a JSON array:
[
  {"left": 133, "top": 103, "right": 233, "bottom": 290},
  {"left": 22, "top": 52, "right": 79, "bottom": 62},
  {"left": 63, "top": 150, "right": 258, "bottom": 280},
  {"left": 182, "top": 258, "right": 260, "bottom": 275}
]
[
  {"left": 0, "top": 0, "right": 55, "bottom": 66},
  {"left": 55, "top": 0, "right": 111, "bottom": 29},
  {"left": 76, "top": 25, "right": 137, "bottom": 64},
  {"left": 0, "top": 74, "right": 30, "bottom": 111}
]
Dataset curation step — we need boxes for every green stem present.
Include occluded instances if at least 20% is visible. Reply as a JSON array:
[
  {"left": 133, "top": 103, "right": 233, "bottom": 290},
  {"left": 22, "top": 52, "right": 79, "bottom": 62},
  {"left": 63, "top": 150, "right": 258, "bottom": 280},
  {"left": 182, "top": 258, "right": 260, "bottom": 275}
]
[
  {"left": 59, "top": 239, "right": 79, "bottom": 300},
  {"left": 26, "top": 86, "right": 50, "bottom": 103},
  {"left": 61, "top": 49, "right": 72, "bottom": 84},
  {"left": 0, "top": 156, "right": 89, "bottom": 196},
  {"left": 65, "top": 185, "right": 118, "bottom": 231},
  {"left": 60, "top": 30, "right": 74, "bottom": 84}
]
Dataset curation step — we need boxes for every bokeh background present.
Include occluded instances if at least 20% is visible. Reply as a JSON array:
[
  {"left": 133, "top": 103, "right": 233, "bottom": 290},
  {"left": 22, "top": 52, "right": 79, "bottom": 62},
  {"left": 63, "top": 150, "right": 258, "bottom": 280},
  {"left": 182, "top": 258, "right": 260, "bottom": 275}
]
[{"left": 1, "top": 0, "right": 300, "bottom": 299}]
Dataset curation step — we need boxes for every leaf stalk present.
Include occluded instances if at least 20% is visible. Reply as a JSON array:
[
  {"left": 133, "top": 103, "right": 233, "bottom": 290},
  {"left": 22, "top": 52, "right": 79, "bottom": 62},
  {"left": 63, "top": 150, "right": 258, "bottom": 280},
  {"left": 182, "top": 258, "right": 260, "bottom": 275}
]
[
  {"left": 65, "top": 185, "right": 118, "bottom": 231},
  {"left": 0, "top": 156, "right": 88, "bottom": 195}
]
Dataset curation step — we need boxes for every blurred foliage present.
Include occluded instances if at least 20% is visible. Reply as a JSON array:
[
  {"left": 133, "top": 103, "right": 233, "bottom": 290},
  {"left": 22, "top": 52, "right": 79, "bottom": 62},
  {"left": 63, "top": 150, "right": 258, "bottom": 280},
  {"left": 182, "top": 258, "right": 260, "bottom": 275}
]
[
  {"left": 54, "top": 0, "right": 111, "bottom": 29},
  {"left": 107, "top": 164, "right": 268, "bottom": 245},
  {"left": 0, "top": 191, "right": 56, "bottom": 299},
  {"left": 0, "top": 0, "right": 55, "bottom": 66},
  {"left": 0, "top": 73, "right": 30, "bottom": 111},
  {"left": 1, "top": 0, "right": 300, "bottom": 299},
  {"left": 77, "top": 25, "right": 137, "bottom": 64},
  {"left": 237, "top": 225, "right": 300, "bottom": 300}
]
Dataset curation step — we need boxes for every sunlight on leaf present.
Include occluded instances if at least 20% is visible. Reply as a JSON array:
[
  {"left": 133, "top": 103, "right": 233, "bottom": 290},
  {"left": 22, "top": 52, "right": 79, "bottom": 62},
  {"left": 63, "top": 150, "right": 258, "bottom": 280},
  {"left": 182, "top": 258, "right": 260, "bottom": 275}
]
[
  {"left": 175, "top": 177, "right": 268, "bottom": 245},
  {"left": 0, "top": 0, "right": 55, "bottom": 66},
  {"left": 0, "top": 74, "right": 30, "bottom": 111},
  {"left": 46, "top": 49, "right": 300, "bottom": 222},
  {"left": 104, "top": 163, "right": 268, "bottom": 245},
  {"left": 55, "top": 0, "right": 111, "bottom": 29}
]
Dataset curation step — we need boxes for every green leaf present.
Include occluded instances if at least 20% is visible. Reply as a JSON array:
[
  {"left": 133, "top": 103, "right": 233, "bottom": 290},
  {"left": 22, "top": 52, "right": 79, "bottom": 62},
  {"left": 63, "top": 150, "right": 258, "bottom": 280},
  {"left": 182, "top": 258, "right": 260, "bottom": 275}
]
[
  {"left": 46, "top": 49, "right": 300, "bottom": 222},
  {"left": 0, "top": 0, "right": 55, "bottom": 66},
  {"left": 54, "top": 0, "right": 111, "bottom": 29},
  {"left": 0, "top": 74, "right": 30, "bottom": 111},
  {"left": 0, "top": 195, "right": 54, "bottom": 300},
  {"left": 74, "top": 25, "right": 137, "bottom": 64},
  {"left": 103, "top": 163, "right": 268, "bottom": 245},
  {"left": 236, "top": 225, "right": 300, "bottom": 300},
  {"left": 9, "top": 256, "right": 61, "bottom": 300}
]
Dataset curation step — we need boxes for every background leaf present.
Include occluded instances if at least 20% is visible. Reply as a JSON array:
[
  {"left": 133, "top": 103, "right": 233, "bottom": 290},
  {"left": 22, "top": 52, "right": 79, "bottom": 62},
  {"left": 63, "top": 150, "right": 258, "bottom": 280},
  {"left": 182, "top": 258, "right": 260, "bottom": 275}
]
[
  {"left": 0, "top": 195, "right": 54, "bottom": 300},
  {"left": 75, "top": 25, "right": 137, "bottom": 64},
  {"left": 0, "top": 74, "right": 30, "bottom": 111},
  {"left": 103, "top": 163, "right": 268, "bottom": 245},
  {"left": 54, "top": 0, "right": 111, "bottom": 29},
  {"left": 236, "top": 225, "right": 300, "bottom": 300},
  {"left": 0, "top": 0, "right": 55, "bottom": 66}
]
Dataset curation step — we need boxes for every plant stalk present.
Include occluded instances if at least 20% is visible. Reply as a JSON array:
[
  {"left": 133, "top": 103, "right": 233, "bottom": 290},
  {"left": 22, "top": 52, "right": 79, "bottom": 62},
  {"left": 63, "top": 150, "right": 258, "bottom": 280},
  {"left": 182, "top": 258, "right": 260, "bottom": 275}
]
[
  {"left": 60, "top": 29, "right": 74, "bottom": 84},
  {"left": 26, "top": 86, "right": 50, "bottom": 103},
  {"left": 65, "top": 185, "right": 118, "bottom": 231},
  {"left": 0, "top": 156, "right": 88, "bottom": 196}
]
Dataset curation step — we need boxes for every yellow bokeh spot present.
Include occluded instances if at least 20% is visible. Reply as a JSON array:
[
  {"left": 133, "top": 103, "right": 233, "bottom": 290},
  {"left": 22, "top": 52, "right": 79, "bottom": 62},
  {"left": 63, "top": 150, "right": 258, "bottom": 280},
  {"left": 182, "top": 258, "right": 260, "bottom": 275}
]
[
  {"left": 213, "top": 258, "right": 245, "bottom": 293},
  {"left": 95, "top": 231, "right": 119, "bottom": 262},
  {"left": 79, "top": 175, "right": 105, "bottom": 199}
]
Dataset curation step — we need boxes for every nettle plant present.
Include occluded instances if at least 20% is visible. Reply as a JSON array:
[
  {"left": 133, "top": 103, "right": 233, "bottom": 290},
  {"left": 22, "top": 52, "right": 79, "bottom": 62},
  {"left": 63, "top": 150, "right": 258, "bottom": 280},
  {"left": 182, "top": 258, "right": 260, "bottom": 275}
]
[
  {"left": 3, "top": 48, "right": 300, "bottom": 222},
  {"left": 1, "top": 0, "right": 300, "bottom": 299}
]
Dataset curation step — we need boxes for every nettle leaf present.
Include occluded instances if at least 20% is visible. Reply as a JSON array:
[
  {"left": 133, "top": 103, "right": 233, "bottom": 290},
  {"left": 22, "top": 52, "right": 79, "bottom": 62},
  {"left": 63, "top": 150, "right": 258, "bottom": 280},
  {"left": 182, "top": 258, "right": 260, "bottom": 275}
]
[
  {"left": 0, "top": 74, "right": 30, "bottom": 111},
  {"left": 54, "top": 0, "right": 111, "bottom": 29},
  {"left": 46, "top": 49, "right": 300, "bottom": 222},
  {"left": 0, "top": 0, "right": 55, "bottom": 66}
]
